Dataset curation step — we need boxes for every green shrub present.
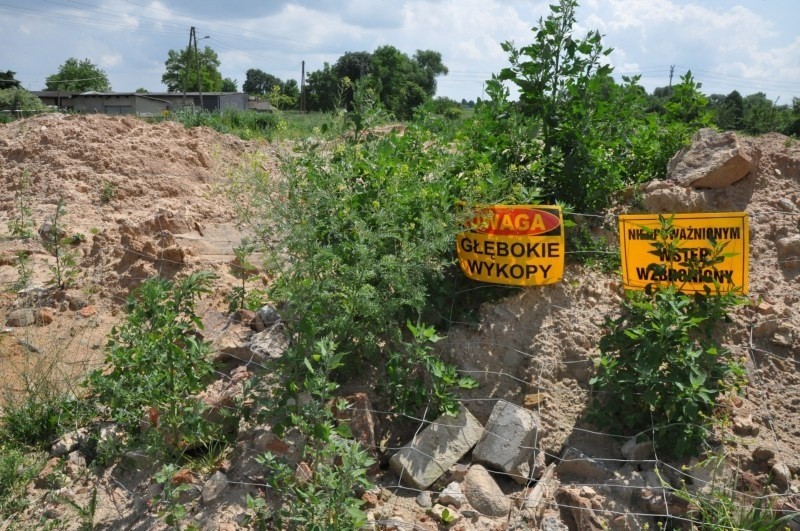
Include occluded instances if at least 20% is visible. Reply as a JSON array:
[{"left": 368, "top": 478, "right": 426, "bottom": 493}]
[
  {"left": 86, "top": 271, "right": 222, "bottom": 457},
  {"left": 257, "top": 436, "right": 374, "bottom": 531},
  {"left": 589, "top": 216, "right": 747, "bottom": 458},
  {"left": 230, "top": 106, "right": 496, "bottom": 418},
  {"left": 0, "top": 444, "right": 40, "bottom": 518},
  {"left": 170, "top": 108, "right": 280, "bottom": 140}
]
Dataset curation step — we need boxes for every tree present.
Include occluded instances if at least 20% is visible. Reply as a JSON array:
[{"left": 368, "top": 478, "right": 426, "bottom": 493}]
[
  {"left": 221, "top": 77, "right": 238, "bottom": 92},
  {"left": 305, "top": 63, "right": 339, "bottom": 112},
  {"left": 283, "top": 79, "right": 300, "bottom": 108},
  {"left": 412, "top": 50, "right": 448, "bottom": 96},
  {"left": 242, "top": 68, "right": 282, "bottom": 96},
  {"left": 161, "top": 46, "right": 223, "bottom": 93},
  {"left": 45, "top": 58, "right": 111, "bottom": 92},
  {"left": 334, "top": 51, "right": 373, "bottom": 109},
  {"left": 135, "top": 87, "right": 149, "bottom": 93},
  {"left": 0, "top": 70, "right": 21, "bottom": 89}
]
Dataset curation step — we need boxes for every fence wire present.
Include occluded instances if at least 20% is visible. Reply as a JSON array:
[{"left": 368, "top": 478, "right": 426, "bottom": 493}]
[{"left": 1, "top": 202, "right": 799, "bottom": 529}]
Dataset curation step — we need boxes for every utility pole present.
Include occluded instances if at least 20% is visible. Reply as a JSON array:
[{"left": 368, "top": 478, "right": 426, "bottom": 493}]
[
  {"left": 669, "top": 64, "right": 675, "bottom": 87},
  {"left": 300, "top": 60, "right": 305, "bottom": 114},
  {"left": 182, "top": 27, "right": 194, "bottom": 108},
  {"left": 194, "top": 28, "right": 203, "bottom": 110}
]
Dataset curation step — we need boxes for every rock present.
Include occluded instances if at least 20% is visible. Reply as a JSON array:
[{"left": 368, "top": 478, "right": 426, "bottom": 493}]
[
  {"left": 51, "top": 428, "right": 89, "bottom": 457},
  {"left": 257, "top": 304, "right": 281, "bottom": 327},
  {"left": 38, "top": 221, "right": 65, "bottom": 243},
  {"left": 36, "top": 307, "right": 54, "bottom": 325},
  {"left": 232, "top": 309, "right": 255, "bottom": 324},
  {"left": 416, "top": 490, "right": 432, "bottom": 508},
  {"left": 335, "top": 392, "right": 377, "bottom": 453},
  {"left": 438, "top": 481, "right": 465, "bottom": 508},
  {"left": 247, "top": 323, "right": 290, "bottom": 363},
  {"left": 389, "top": 405, "right": 483, "bottom": 490},
  {"left": 67, "top": 292, "right": 89, "bottom": 310},
  {"left": 667, "top": 128, "right": 753, "bottom": 188},
  {"left": 201, "top": 471, "right": 228, "bottom": 505},
  {"left": 64, "top": 450, "right": 87, "bottom": 476},
  {"left": 776, "top": 235, "right": 800, "bottom": 270},
  {"left": 556, "top": 447, "right": 617, "bottom": 482},
  {"left": 541, "top": 515, "right": 569, "bottom": 531},
  {"left": 621, "top": 436, "right": 654, "bottom": 462},
  {"left": 210, "top": 323, "right": 253, "bottom": 363},
  {"left": 473, "top": 399, "right": 542, "bottom": 484},
  {"left": 429, "top": 503, "right": 462, "bottom": 524},
  {"left": 752, "top": 446, "right": 776, "bottom": 463},
  {"left": 732, "top": 412, "right": 759, "bottom": 436},
  {"left": 450, "top": 463, "right": 469, "bottom": 481},
  {"left": 772, "top": 462, "right": 792, "bottom": 491},
  {"left": 463, "top": 464, "right": 510, "bottom": 517},
  {"left": 6, "top": 308, "right": 35, "bottom": 327},
  {"left": 79, "top": 305, "right": 97, "bottom": 318},
  {"left": 779, "top": 198, "right": 797, "bottom": 212},
  {"left": 556, "top": 487, "right": 605, "bottom": 530},
  {"left": 252, "top": 429, "right": 304, "bottom": 467},
  {"left": 642, "top": 180, "right": 708, "bottom": 213}
]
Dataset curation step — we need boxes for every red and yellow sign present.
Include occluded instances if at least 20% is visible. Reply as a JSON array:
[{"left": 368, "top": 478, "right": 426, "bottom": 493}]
[
  {"left": 457, "top": 205, "right": 565, "bottom": 286},
  {"left": 619, "top": 212, "right": 749, "bottom": 294}
]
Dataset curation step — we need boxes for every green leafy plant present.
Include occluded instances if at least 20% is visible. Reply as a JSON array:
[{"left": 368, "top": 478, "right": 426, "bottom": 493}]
[
  {"left": 589, "top": 215, "right": 747, "bottom": 458},
  {"left": 153, "top": 464, "right": 193, "bottom": 529},
  {"left": 671, "top": 456, "right": 798, "bottom": 530},
  {"left": 386, "top": 321, "right": 478, "bottom": 418},
  {"left": 0, "top": 444, "right": 40, "bottom": 518},
  {"left": 8, "top": 170, "right": 35, "bottom": 239},
  {"left": 231, "top": 111, "right": 493, "bottom": 417},
  {"left": 86, "top": 271, "right": 222, "bottom": 457},
  {"left": 257, "top": 436, "right": 374, "bottom": 531},
  {"left": 226, "top": 237, "right": 260, "bottom": 313},
  {"left": 12, "top": 250, "right": 33, "bottom": 292},
  {"left": 42, "top": 197, "right": 79, "bottom": 289},
  {"left": 100, "top": 181, "right": 116, "bottom": 203}
]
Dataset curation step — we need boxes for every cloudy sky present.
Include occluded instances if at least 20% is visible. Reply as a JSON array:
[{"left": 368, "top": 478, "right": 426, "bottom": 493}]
[{"left": 1, "top": 0, "right": 798, "bottom": 104}]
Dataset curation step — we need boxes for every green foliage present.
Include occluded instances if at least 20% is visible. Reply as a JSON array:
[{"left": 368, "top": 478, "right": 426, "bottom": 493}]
[
  {"left": 153, "top": 464, "right": 192, "bottom": 528},
  {"left": 162, "top": 45, "right": 223, "bottom": 93},
  {"left": 100, "top": 180, "right": 116, "bottom": 203},
  {"left": 170, "top": 108, "right": 280, "bottom": 140},
  {"left": 0, "top": 70, "right": 21, "bottom": 89},
  {"left": 243, "top": 68, "right": 283, "bottom": 96},
  {"left": 221, "top": 77, "right": 237, "bottom": 92},
  {"left": 12, "top": 250, "right": 33, "bottom": 292},
  {"left": 304, "top": 45, "right": 448, "bottom": 118},
  {"left": 664, "top": 71, "right": 713, "bottom": 128},
  {"left": 257, "top": 436, "right": 374, "bottom": 531},
  {"left": 672, "top": 457, "right": 798, "bottom": 530},
  {"left": 226, "top": 238, "right": 259, "bottom": 313},
  {"left": 386, "top": 321, "right": 478, "bottom": 418},
  {"left": 589, "top": 216, "right": 747, "bottom": 458},
  {"left": 0, "top": 88, "right": 47, "bottom": 119},
  {"left": 7, "top": 170, "right": 35, "bottom": 239},
  {"left": 0, "top": 444, "right": 40, "bottom": 518},
  {"left": 42, "top": 198, "right": 79, "bottom": 290},
  {"left": 86, "top": 272, "right": 221, "bottom": 457},
  {"left": 45, "top": 57, "right": 111, "bottom": 92}
]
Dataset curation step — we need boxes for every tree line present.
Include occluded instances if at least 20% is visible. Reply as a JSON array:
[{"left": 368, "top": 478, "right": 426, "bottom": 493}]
[{"left": 1, "top": 36, "right": 799, "bottom": 134}]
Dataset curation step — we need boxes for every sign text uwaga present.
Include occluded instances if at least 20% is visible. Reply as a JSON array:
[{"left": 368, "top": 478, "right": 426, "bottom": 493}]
[
  {"left": 619, "top": 212, "right": 749, "bottom": 294},
  {"left": 457, "top": 205, "right": 565, "bottom": 286}
]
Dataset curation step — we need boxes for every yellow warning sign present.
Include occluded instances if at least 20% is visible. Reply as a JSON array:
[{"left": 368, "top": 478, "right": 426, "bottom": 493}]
[
  {"left": 457, "top": 205, "right": 565, "bottom": 286},
  {"left": 619, "top": 212, "right": 749, "bottom": 294}
]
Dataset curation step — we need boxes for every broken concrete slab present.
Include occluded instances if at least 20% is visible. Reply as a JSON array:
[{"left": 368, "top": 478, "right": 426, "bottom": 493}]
[{"left": 389, "top": 405, "right": 483, "bottom": 490}]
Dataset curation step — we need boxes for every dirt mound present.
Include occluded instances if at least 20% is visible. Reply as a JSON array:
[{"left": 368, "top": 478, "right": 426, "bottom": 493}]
[
  {"left": 1, "top": 114, "right": 799, "bottom": 528},
  {"left": 441, "top": 131, "right": 800, "bottom": 491},
  {"left": 0, "top": 113, "right": 277, "bottom": 395}
]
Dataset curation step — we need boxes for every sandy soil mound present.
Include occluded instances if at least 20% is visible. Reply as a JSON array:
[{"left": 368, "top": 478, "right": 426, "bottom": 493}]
[
  {"left": 441, "top": 132, "right": 800, "bottom": 486},
  {"left": 0, "top": 113, "right": 276, "bottom": 394}
]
